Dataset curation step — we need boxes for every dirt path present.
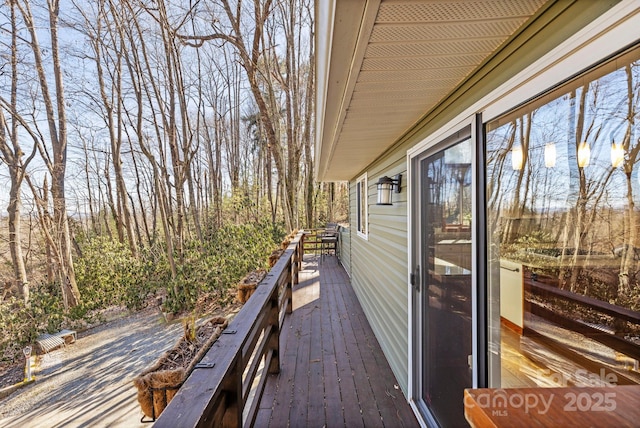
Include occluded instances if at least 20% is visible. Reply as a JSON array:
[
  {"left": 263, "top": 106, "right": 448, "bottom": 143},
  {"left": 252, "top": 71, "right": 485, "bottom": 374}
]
[{"left": 0, "top": 309, "right": 183, "bottom": 427}]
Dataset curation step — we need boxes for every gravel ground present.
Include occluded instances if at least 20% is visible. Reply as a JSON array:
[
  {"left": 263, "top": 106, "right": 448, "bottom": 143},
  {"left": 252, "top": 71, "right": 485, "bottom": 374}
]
[
  {"left": 0, "top": 308, "right": 184, "bottom": 427},
  {"left": 0, "top": 362, "right": 23, "bottom": 389}
]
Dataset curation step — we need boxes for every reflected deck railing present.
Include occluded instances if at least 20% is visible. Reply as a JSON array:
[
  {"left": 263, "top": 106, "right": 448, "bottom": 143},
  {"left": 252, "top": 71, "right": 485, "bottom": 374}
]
[
  {"left": 526, "top": 277, "right": 640, "bottom": 362},
  {"left": 155, "top": 231, "right": 304, "bottom": 427}
]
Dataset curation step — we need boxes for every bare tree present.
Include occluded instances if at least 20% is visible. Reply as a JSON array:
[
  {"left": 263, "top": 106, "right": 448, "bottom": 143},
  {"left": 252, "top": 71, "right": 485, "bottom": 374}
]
[
  {"left": 2, "top": 0, "right": 82, "bottom": 308},
  {"left": 76, "top": 0, "right": 139, "bottom": 256},
  {"left": 0, "top": 0, "right": 319, "bottom": 312},
  {"left": 0, "top": 1, "right": 39, "bottom": 303},
  {"left": 173, "top": 0, "right": 303, "bottom": 228}
]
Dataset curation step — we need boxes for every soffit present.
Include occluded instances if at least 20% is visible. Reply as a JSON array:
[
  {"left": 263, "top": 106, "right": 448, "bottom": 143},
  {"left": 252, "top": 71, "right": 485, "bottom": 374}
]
[{"left": 316, "top": 0, "right": 548, "bottom": 181}]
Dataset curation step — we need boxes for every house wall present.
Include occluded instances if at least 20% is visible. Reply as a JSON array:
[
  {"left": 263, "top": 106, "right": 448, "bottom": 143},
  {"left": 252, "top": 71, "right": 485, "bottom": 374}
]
[
  {"left": 337, "top": 225, "right": 351, "bottom": 276},
  {"left": 344, "top": 0, "right": 623, "bottom": 397},
  {"left": 349, "top": 155, "right": 408, "bottom": 390}
]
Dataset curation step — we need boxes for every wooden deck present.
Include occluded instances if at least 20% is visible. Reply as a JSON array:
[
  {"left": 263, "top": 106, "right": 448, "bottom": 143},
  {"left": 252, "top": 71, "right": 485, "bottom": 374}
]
[{"left": 255, "top": 255, "right": 418, "bottom": 427}]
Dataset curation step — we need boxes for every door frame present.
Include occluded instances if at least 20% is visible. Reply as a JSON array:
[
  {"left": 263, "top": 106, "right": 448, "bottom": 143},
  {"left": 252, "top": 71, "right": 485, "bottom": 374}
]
[{"left": 406, "top": 114, "right": 484, "bottom": 426}]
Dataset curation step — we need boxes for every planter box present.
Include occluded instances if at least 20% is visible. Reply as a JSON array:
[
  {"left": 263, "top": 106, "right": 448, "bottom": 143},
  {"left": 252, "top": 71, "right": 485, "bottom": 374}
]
[
  {"left": 133, "top": 316, "right": 228, "bottom": 422},
  {"left": 237, "top": 269, "right": 267, "bottom": 303}
]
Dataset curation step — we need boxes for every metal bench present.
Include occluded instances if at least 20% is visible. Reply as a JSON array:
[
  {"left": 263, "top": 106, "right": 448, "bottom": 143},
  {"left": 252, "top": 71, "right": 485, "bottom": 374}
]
[{"left": 36, "top": 329, "right": 77, "bottom": 354}]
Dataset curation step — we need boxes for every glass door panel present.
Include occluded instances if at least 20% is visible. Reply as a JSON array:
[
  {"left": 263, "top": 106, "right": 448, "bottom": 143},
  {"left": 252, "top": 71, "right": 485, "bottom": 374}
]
[{"left": 420, "top": 137, "right": 473, "bottom": 427}]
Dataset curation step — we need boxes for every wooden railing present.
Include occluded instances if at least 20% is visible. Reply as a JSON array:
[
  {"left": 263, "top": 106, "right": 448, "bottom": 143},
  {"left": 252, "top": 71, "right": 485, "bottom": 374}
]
[
  {"left": 301, "top": 227, "right": 342, "bottom": 256},
  {"left": 301, "top": 228, "right": 323, "bottom": 254},
  {"left": 155, "top": 230, "right": 304, "bottom": 428},
  {"left": 526, "top": 279, "right": 640, "bottom": 361}
]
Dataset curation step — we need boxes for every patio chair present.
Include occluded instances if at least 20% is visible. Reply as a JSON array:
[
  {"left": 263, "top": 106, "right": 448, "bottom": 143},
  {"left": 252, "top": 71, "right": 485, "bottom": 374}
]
[{"left": 320, "top": 223, "right": 339, "bottom": 258}]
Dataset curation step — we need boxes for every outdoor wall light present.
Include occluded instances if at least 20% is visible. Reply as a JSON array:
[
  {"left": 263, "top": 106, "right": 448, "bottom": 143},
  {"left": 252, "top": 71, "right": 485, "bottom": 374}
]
[
  {"left": 544, "top": 143, "right": 556, "bottom": 168},
  {"left": 376, "top": 174, "right": 402, "bottom": 205},
  {"left": 611, "top": 141, "right": 624, "bottom": 168},
  {"left": 511, "top": 146, "right": 523, "bottom": 170},
  {"left": 577, "top": 142, "right": 591, "bottom": 167}
]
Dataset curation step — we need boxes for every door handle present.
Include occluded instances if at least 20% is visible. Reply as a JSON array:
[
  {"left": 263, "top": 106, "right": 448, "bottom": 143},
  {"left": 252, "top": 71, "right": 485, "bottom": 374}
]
[{"left": 410, "top": 266, "right": 420, "bottom": 291}]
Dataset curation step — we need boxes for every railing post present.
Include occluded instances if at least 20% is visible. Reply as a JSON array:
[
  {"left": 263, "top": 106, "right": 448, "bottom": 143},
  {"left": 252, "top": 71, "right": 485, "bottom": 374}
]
[
  {"left": 297, "top": 234, "right": 303, "bottom": 273},
  {"left": 286, "top": 253, "right": 294, "bottom": 316},
  {"left": 221, "top": 359, "right": 242, "bottom": 428},
  {"left": 292, "top": 243, "right": 300, "bottom": 286},
  {"left": 268, "top": 289, "right": 281, "bottom": 375}
]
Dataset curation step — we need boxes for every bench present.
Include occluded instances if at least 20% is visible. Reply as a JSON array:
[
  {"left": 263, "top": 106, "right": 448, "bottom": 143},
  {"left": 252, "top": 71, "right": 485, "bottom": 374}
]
[{"left": 36, "top": 329, "right": 77, "bottom": 354}]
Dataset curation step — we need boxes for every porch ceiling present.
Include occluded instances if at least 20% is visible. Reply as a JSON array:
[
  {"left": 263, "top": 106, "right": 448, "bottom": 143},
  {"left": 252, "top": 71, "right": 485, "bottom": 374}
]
[{"left": 315, "top": 0, "right": 548, "bottom": 181}]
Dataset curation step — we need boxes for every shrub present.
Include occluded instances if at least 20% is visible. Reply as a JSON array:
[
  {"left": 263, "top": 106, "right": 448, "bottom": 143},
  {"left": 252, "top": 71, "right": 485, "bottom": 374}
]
[
  {"left": 162, "top": 220, "right": 285, "bottom": 313},
  {"left": 1, "top": 219, "right": 287, "bottom": 360},
  {"left": 75, "top": 237, "right": 152, "bottom": 311},
  {"left": 0, "top": 286, "right": 69, "bottom": 363}
]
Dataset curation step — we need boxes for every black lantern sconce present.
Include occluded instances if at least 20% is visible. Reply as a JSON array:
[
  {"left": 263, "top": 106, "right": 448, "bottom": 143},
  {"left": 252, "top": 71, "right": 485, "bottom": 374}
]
[{"left": 376, "top": 174, "right": 402, "bottom": 205}]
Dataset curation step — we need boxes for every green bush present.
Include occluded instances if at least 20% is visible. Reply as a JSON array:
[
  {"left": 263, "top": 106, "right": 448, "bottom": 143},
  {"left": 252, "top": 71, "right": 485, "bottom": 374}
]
[
  {"left": 1, "top": 218, "right": 287, "bottom": 362},
  {"left": 75, "top": 236, "right": 153, "bottom": 311},
  {"left": 0, "top": 298, "right": 38, "bottom": 362},
  {"left": 0, "top": 286, "right": 69, "bottom": 363},
  {"left": 163, "top": 220, "right": 285, "bottom": 313}
]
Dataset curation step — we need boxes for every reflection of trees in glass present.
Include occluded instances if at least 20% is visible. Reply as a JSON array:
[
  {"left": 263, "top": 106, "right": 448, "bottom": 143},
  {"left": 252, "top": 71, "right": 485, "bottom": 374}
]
[
  {"left": 499, "top": 114, "right": 531, "bottom": 243},
  {"left": 428, "top": 155, "right": 457, "bottom": 227},
  {"left": 558, "top": 84, "right": 616, "bottom": 293},
  {"left": 486, "top": 125, "right": 512, "bottom": 233},
  {"left": 427, "top": 155, "right": 445, "bottom": 230},
  {"left": 487, "top": 53, "right": 640, "bottom": 305},
  {"left": 444, "top": 139, "right": 472, "bottom": 226},
  {"left": 487, "top": 122, "right": 522, "bottom": 242},
  {"left": 530, "top": 98, "right": 569, "bottom": 232},
  {"left": 425, "top": 140, "right": 472, "bottom": 234},
  {"left": 618, "top": 62, "right": 640, "bottom": 297}
]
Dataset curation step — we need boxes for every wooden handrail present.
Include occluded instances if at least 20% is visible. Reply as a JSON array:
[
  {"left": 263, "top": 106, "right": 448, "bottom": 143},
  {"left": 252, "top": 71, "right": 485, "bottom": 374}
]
[
  {"left": 155, "top": 230, "right": 304, "bottom": 428},
  {"left": 526, "top": 279, "right": 640, "bottom": 361},
  {"left": 526, "top": 280, "right": 640, "bottom": 325},
  {"left": 301, "top": 228, "right": 324, "bottom": 254}
]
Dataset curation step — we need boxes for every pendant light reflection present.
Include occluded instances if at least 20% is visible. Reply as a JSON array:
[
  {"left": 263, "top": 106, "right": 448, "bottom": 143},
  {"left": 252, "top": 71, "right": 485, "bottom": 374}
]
[
  {"left": 611, "top": 141, "right": 624, "bottom": 168},
  {"left": 577, "top": 142, "right": 590, "bottom": 168},
  {"left": 544, "top": 143, "right": 556, "bottom": 168},
  {"left": 511, "top": 146, "right": 523, "bottom": 170}
]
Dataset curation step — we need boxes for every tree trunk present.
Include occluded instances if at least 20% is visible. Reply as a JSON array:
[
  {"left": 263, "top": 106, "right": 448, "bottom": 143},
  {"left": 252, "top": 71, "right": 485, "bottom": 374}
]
[
  {"left": 7, "top": 175, "right": 29, "bottom": 303},
  {"left": 0, "top": 3, "right": 31, "bottom": 303},
  {"left": 17, "top": 0, "right": 80, "bottom": 307}
]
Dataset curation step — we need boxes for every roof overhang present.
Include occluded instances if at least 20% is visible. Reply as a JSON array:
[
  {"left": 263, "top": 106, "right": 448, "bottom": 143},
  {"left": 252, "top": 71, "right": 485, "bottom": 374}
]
[{"left": 315, "top": 0, "right": 549, "bottom": 182}]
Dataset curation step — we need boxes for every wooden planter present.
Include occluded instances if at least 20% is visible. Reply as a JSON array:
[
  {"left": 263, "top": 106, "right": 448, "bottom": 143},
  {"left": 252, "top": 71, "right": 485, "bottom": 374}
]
[
  {"left": 133, "top": 316, "right": 228, "bottom": 422},
  {"left": 236, "top": 269, "right": 267, "bottom": 303},
  {"left": 280, "top": 230, "right": 298, "bottom": 251},
  {"left": 268, "top": 249, "right": 284, "bottom": 267}
]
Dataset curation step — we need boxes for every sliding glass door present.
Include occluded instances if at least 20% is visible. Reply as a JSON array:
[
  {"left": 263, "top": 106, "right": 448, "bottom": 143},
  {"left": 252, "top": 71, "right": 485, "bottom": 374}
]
[{"left": 412, "top": 128, "right": 475, "bottom": 427}]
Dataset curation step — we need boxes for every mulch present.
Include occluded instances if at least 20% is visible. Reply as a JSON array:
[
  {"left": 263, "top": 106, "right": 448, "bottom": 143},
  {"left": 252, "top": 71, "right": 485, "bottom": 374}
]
[{"left": 155, "top": 317, "right": 227, "bottom": 372}]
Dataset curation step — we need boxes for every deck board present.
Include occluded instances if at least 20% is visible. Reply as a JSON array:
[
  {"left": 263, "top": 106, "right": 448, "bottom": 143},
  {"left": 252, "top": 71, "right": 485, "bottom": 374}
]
[
  {"left": 258, "top": 255, "right": 418, "bottom": 427},
  {"left": 306, "top": 297, "right": 325, "bottom": 426}
]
